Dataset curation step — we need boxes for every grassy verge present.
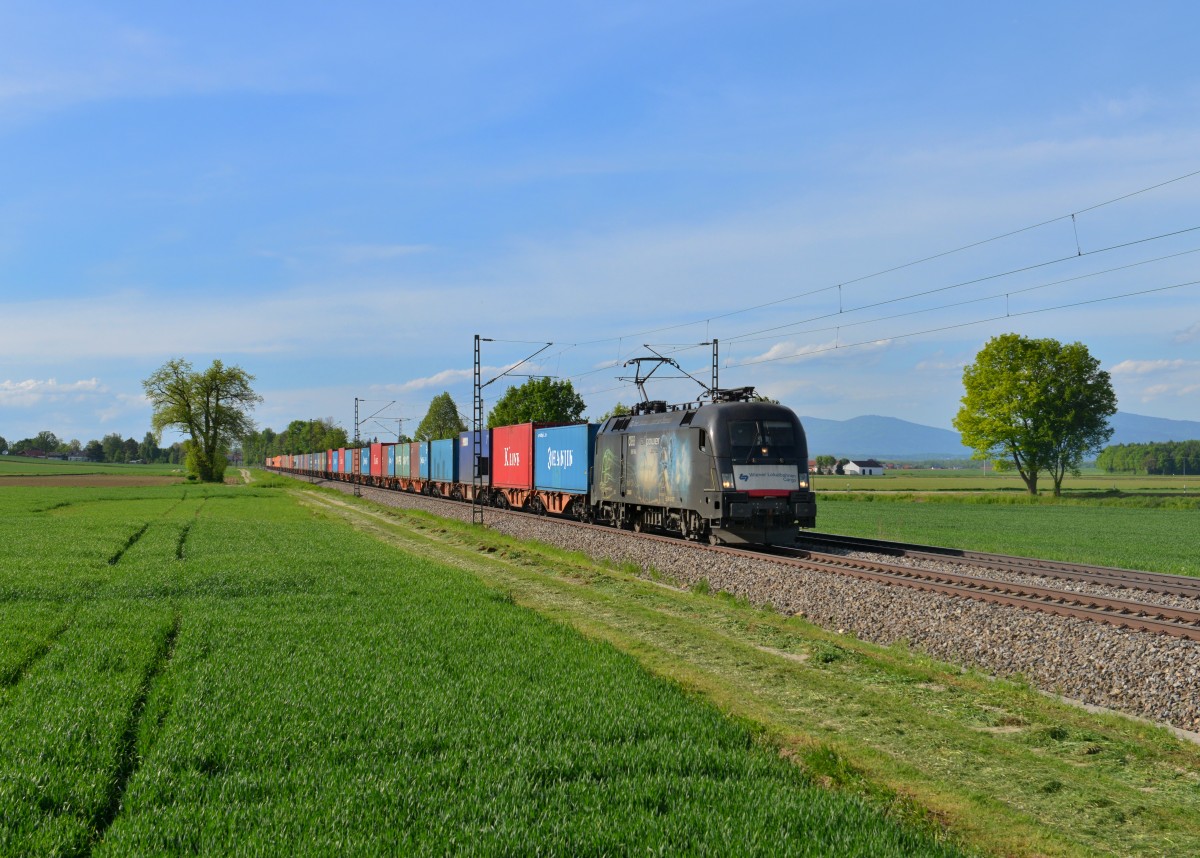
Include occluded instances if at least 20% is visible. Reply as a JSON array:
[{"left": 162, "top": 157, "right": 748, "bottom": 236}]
[
  {"left": 296, "top": 488, "right": 1200, "bottom": 857},
  {"left": 814, "top": 493, "right": 1200, "bottom": 576},
  {"left": 0, "top": 483, "right": 961, "bottom": 856}
]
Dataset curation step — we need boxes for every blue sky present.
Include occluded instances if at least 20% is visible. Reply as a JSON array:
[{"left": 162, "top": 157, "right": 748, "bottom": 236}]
[{"left": 2, "top": 1, "right": 1198, "bottom": 446}]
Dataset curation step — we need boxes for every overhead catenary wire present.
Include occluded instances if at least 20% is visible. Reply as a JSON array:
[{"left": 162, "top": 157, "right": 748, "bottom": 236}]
[
  {"left": 389, "top": 167, "right": 1200, "bottom": 410},
  {"left": 563, "top": 167, "right": 1200, "bottom": 350},
  {"left": 724, "top": 278, "right": 1200, "bottom": 368},
  {"left": 724, "top": 243, "right": 1200, "bottom": 346}
]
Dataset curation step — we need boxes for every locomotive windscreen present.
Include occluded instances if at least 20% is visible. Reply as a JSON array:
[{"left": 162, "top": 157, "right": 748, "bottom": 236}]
[{"left": 729, "top": 419, "right": 797, "bottom": 463}]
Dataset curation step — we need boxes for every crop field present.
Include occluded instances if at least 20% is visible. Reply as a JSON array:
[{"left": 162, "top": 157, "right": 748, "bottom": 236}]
[
  {"left": 814, "top": 469, "right": 1198, "bottom": 494},
  {"left": 0, "top": 481, "right": 961, "bottom": 856},
  {"left": 816, "top": 493, "right": 1200, "bottom": 577},
  {"left": 294, "top": 487, "right": 1200, "bottom": 858},
  {"left": 0, "top": 456, "right": 181, "bottom": 477}
]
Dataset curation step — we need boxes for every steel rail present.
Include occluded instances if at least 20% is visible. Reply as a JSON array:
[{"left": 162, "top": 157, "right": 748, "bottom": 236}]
[
  {"left": 770, "top": 547, "right": 1200, "bottom": 640},
  {"left": 798, "top": 531, "right": 1200, "bottom": 600}
]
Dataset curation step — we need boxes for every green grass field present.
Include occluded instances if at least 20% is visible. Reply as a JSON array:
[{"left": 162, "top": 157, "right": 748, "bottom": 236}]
[
  {"left": 297, "top": 486, "right": 1200, "bottom": 858},
  {"left": 815, "top": 492, "right": 1200, "bottom": 576},
  {"left": 814, "top": 468, "right": 1199, "bottom": 494},
  {"left": 0, "top": 481, "right": 961, "bottom": 856},
  {"left": 0, "top": 455, "right": 181, "bottom": 477}
]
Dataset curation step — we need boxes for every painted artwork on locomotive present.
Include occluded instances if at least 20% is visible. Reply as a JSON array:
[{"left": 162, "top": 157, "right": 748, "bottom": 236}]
[
  {"left": 596, "top": 428, "right": 698, "bottom": 505},
  {"left": 635, "top": 431, "right": 693, "bottom": 504}
]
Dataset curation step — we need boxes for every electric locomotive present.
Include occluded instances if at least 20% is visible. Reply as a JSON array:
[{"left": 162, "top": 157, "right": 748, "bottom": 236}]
[{"left": 591, "top": 388, "right": 815, "bottom": 545}]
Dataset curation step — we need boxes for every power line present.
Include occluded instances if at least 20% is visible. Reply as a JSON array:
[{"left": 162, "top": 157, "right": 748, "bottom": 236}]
[
  {"left": 724, "top": 243, "right": 1200, "bottom": 345},
  {"left": 725, "top": 278, "right": 1200, "bottom": 368},
  {"left": 567, "top": 167, "right": 1200, "bottom": 349}
]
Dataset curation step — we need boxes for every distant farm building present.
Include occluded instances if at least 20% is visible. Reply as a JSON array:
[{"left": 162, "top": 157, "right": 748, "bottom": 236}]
[{"left": 844, "top": 459, "right": 884, "bottom": 476}]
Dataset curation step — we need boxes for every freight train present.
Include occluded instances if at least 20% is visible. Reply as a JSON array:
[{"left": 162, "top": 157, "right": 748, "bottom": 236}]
[{"left": 267, "top": 389, "right": 816, "bottom": 546}]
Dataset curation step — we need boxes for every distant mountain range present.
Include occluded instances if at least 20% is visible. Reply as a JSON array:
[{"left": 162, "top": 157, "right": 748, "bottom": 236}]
[{"left": 798, "top": 412, "right": 1200, "bottom": 460}]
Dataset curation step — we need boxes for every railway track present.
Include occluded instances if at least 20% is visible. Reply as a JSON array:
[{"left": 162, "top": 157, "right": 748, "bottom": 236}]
[
  {"left": 797, "top": 531, "right": 1200, "bottom": 600},
  {"left": 765, "top": 542, "right": 1200, "bottom": 642},
  {"left": 283, "top": 471, "right": 1200, "bottom": 642}
]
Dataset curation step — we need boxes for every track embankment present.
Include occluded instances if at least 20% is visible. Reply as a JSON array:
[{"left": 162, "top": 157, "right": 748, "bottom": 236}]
[{"left": 299, "top": 476, "right": 1200, "bottom": 733}]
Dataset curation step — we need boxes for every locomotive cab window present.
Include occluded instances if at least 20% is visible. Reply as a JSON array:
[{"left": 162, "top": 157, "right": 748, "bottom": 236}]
[{"left": 729, "top": 420, "right": 797, "bottom": 463}]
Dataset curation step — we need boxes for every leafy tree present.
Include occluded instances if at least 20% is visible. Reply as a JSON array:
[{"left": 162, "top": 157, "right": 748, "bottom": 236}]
[
  {"left": 0, "top": 436, "right": 7, "bottom": 454},
  {"left": 84, "top": 439, "right": 104, "bottom": 462},
  {"left": 143, "top": 358, "right": 262, "bottom": 482},
  {"left": 953, "top": 334, "right": 1116, "bottom": 496},
  {"left": 815, "top": 454, "right": 837, "bottom": 474},
  {"left": 138, "top": 431, "right": 159, "bottom": 463},
  {"left": 487, "top": 377, "right": 586, "bottom": 428},
  {"left": 101, "top": 432, "right": 126, "bottom": 462},
  {"left": 1096, "top": 440, "right": 1200, "bottom": 475},
  {"left": 415, "top": 392, "right": 467, "bottom": 441},
  {"left": 33, "top": 430, "right": 61, "bottom": 453},
  {"left": 123, "top": 437, "right": 139, "bottom": 462},
  {"left": 834, "top": 458, "right": 849, "bottom": 475},
  {"left": 598, "top": 402, "right": 632, "bottom": 422}
]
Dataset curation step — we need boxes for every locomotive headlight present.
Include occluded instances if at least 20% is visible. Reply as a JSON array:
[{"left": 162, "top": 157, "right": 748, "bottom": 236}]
[
  {"left": 721, "top": 472, "right": 734, "bottom": 489},
  {"left": 798, "top": 477, "right": 809, "bottom": 489}
]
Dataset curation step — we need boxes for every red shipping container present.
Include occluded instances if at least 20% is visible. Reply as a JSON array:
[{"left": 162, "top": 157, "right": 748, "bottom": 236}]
[
  {"left": 370, "top": 442, "right": 383, "bottom": 477},
  {"left": 408, "top": 442, "right": 423, "bottom": 479},
  {"left": 490, "top": 423, "right": 535, "bottom": 490}
]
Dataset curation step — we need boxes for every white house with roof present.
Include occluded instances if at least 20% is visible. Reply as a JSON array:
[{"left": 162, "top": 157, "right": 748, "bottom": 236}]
[{"left": 844, "top": 459, "right": 884, "bottom": 476}]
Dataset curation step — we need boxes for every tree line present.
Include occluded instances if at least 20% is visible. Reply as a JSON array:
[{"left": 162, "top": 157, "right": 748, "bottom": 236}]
[
  {"left": 0, "top": 430, "right": 185, "bottom": 464},
  {"left": 1095, "top": 441, "right": 1200, "bottom": 475}
]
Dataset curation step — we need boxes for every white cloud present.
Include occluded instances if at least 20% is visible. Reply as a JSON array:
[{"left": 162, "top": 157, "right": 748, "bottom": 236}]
[
  {"left": 375, "top": 360, "right": 544, "bottom": 395},
  {"left": 0, "top": 377, "right": 105, "bottom": 407},
  {"left": 1109, "top": 359, "right": 1199, "bottom": 375},
  {"left": 1174, "top": 321, "right": 1200, "bottom": 344}
]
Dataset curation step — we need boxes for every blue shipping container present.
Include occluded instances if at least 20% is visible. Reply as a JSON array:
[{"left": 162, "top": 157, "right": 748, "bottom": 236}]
[
  {"left": 430, "top": 439, "right": 458, "bottom": 483},
  {"left": 332, "top": 450, "right": 340, "bottom": 472},
  {"left": 360, "top": 447, "right": 370, "bottom": 474},
  {"left": 418, "top": 442, "right": 429, "bottom": 480},
  {"left": 457, "top": 431, "right": 491, "bottom": 484},
  {"left": 535, "top": 424, "right": 598, "bottom": 493},
  {"left": 387, "top": 444, "right": 396, "bottom": 477}
]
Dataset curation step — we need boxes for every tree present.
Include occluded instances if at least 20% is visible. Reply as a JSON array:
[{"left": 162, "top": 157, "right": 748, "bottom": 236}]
[
  {"left": 34, "top": 430, "right": 61, "bottom": 453},
  {"left": 953, "top": 334, "right": 1116, "bottom": 496},
  {"left": 138, "top": 431, "right": 159, "bottom": 463},
  {"left": 487, "top": 377, "right": 586, "bottom": 428},
  {"left": 815, "top": 454, "right": 837, "bottom": 474},
  {"left": 84, "top": 439, "right": 104, "bottom": 462},
  {"left": 143, "top": 358, "right": 262, "bottom": 482},
  {"left": 101, "top": 432, "right": 126, "bottom": 462},
  {"left": 415, "top": 392, "right": 467, "bottom": 441},
  {"left": 0, "top": 436, "right": 7, "bottom": 454},
  {"left": 598, "top": 402, "right": 632, "bottom": 422}
]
